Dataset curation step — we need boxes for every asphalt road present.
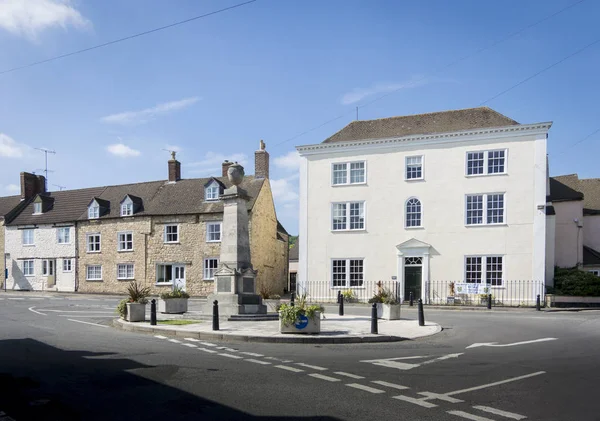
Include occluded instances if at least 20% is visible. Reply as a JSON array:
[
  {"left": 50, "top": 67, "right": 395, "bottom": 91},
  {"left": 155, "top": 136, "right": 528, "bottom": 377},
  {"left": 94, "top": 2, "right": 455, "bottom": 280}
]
[{"left": 1, "top": 293, "right": 599, "bottom": 421}]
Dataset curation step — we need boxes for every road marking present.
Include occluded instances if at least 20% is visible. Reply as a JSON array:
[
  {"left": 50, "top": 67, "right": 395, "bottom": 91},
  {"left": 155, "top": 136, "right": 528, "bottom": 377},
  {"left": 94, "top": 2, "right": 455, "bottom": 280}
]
[
  {"left": 334, "top": 372, "right": 365, "bottom": 379},
  {"left": 472, "top": 406, "right": 527, "bottom": 420},
  {"left": 392, "top": 395, "right": 437, "bottom": 408},
  {"left": 38, "top": 310, "right": 115, "bottom": 313},
  {"left": 447, "top": 410, "right": 495, "bottom": 421},
  {"left": 59, "top": 315, "right": 114, "bottom": 318},
  {"left": 27, "top": 298, "right": 44, "bottom": 300},
  {"left": 67, "top": 319, "right": 108, "bottom": 328},
  {"left": 218, "top": 353, "right": 243, "bottom": 359},
  {"left": 265, "top": 357, "right": 293, "bottom": 363},
  {"left": 345, "top": 383, "right": 385, "bottom": 394},
  {"left": 216, "top": 346, "right": 238, "bottom": 352},
  {"left": 371, "top": 380, "right": 409, "bottom": 390},
  {"left": 184, "top": 337, "right": 200, "bottom": 342},
  {"left": 445, "top": 371, "right": 546, "bottom": 396},
  {"left": 466, "top": 338, "right": 557, "bottom": 349},
  {"left": 361, "top": 353, "right": 462, "bottom": 371},
  {"left": 155, "top": 335, "right": 167, "bottom": 339},
  {"left": 308, "top": 374, "right": 340, "bottom": 382},
  {"left": 419, "top": 392, "right": 463, "bottom": 403},
  {"left": 198, "top": 341, "right": 218, "bottom": 347},
  {"left": 198, "top": 348, "right": 218, "bottom": 354},
  {"left": 296, "top": 363, "right": 327, "bottom": 371},
  {"left": 8, "top": 298, "right": 24, "bottom": 300},
  {"left": 168, "top": 339, "right": 181, "bottom": 344},
  {"left": 240, "top": 351, "right": 264, "bottom": 357},
  {"left": 245, "top": 359, "right": 271, "bottom": 365},
  {"left": 182, "top": 343, "right": 197, "bottom": 348},
  {"left": 275, "top": 365, "right": 304, "bottom": 373},
  {"left": 28, "top": 307, "right": 47, "bottom": 316}
]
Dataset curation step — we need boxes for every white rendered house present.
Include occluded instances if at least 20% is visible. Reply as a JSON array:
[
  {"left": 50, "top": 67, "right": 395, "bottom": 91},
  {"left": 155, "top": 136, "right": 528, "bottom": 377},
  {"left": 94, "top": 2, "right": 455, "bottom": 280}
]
[{"left": 296, "top": 107, "right": 551, "bottom": 303}]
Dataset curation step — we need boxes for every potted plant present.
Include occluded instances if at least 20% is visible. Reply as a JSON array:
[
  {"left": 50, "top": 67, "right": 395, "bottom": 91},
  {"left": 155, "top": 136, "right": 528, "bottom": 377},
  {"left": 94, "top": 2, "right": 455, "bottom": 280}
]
[
  {"left": 479, "top": 293, "right": 490, "bottom": 305},
  {"left": 341, "top": 289, "right": 356, "bottom": 303},
  {"left": 158, "top": 286, "right": 190, "bottom": 314},
  {"left": 124, "top": 281, "right": 150, "bottom": 322},
  {"left": 368, "top": 281, "right": 401, "bottom": 320},
  {"left": 279, "top": 294, "right": 324, "bottom": 334}
]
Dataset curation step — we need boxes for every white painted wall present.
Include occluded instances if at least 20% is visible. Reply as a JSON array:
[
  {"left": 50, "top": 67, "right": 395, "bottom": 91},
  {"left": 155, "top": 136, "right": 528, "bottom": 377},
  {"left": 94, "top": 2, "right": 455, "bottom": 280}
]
[
  {"left": 5, "top": 225, "right": 77, "bottom": 291},
  {"left": 583, "top": 215, "right": 600, "bottom": 253},
  {"left": 298, "top": 126, "right": 550, "bottom": 300},
  {"left": 553, "top": 201, "right": 583, "bottom": 268},
  {"left": 545, "top": 214, "right": 556, "bottom": 286}
]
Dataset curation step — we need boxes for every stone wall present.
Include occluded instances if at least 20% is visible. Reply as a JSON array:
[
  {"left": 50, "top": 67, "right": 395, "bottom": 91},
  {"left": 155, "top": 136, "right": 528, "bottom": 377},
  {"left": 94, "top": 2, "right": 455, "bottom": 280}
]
[{"left": 249, "top": 180, "right": 288, "bottom": 296}]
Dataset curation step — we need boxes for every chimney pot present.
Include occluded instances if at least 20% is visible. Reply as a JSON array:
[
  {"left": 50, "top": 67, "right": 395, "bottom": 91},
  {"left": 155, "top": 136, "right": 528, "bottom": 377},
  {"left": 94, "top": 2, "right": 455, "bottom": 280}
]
[
  {"left": 254, "top": 140, "right": 269, "bottom": 179},
  {"left": 20, "top": 172, "right": 46, "bottom": 200},
  {"left": 168, "top": 155, "right": 181, "bottom": 182},
  {"left": 222, "top": 160, "right": 234, "bottom": 177}
]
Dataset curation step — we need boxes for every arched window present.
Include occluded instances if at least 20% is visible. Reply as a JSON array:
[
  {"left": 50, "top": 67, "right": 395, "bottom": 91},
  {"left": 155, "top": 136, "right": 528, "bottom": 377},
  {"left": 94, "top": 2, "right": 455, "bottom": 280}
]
[{"left": 406, "top": 198, "right": 422, "bottom": 227}]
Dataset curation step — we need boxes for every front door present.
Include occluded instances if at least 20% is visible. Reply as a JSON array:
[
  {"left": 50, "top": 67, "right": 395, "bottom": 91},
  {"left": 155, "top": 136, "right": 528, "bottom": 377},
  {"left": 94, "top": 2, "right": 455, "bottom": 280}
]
[
  {"left": 289, "top": 272, "right": 297, "bottom": 293},
  {"left": 404, "top": 266, "right": 422, "bottom": 300},
  {"left": 173, "top": 265, "right": 186, "bottom": 291}
]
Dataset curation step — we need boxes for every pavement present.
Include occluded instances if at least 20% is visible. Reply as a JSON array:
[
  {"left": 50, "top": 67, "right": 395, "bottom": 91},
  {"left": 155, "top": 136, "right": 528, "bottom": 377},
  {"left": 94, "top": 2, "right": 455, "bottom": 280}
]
[{"left": 114, "top": 315, "right": 441, "bottom": 343}]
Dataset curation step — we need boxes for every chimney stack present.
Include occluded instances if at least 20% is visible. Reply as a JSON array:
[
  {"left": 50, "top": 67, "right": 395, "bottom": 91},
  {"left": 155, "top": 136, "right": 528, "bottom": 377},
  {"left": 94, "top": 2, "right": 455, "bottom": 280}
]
[
  {"left": 168, "top": 151, "right": 181, "bottom": 182},
  {"left": 20, "top": 172, "right": 46, "bottom": 200},
  {"left": 222, "top": 160, "right": 234, "bottom": 177},
  {"left": 254, "top": 140, "right": 269, "bottom": 179}
]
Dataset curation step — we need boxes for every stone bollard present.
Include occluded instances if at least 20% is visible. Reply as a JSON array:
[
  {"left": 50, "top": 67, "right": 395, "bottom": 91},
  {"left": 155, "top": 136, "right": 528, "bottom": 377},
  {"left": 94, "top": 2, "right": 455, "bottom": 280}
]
[
  {"left": 212, "top": 300, "right": 219, "bottom": 331},
  {"left": 150, "top": 299, "right": 157, "bottom": 326},
  {"left": 371, "top": 303, "right": 378, "bottom": 334},
  {"left": 418, "top": 299, "right": 425, "bottom": 326}
]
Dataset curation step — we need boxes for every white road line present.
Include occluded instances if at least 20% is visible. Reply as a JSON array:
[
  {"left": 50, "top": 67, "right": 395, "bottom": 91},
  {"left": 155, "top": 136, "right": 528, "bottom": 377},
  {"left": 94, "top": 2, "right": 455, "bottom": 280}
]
[
  {"left": 447, "top": 410, "right": 495, "bottom": 421},
  {"left": 308, "top": 374, "right": 340, "bottom": 382},
  {"left": 27, "top": 298, "right": 44, "bottom": 300},
  {"left": 198, "top": 341, "right": 218, "bottom": 347},
  {"left": 184, "top": 338, "right": 200, "bottom": 342},
  {"left": 296, "top": 363, "right": 328, "bottom": 371},
  {"left": 419, "top": 392, "right": 463, "bottom": 403},
  {"left": 334, "top": 372, "right": 365, "bottom": 379},
  {"left": 182, "top": 343, "right": 198, "bottom": 348},
  {"left": 39, "top": 310, "right": 115, "bottom": 313},
  {"left": 240, "top": 351, "right": 264, "bottom": 357},
  {"left": 472, "top": 406, "right": 527, "bottom": 420},
  {"left": 168, "top": 339, "right": 182, "bottom": 344},
  {"left": 28, "top": 307, "right": 47, "bottom": 316},
  {"left": 275, "top": 365, "right": 304, "bottom": 373},
  {"left": 345, "top": 383, "right": 385, "bottom": 394},
  {"left": 371, "top": 380, "right": 409, "bottom": 390},
  {"left": 245, "top": 359, "right": 271, "bottom": 365},
  {"left": 67, "top": 319, "right": 108, "bottom": 328},
  {"left": 216, "top": 346, "right": 238, "bottom": 352},
  {"left": 445, "top": 371, "right": 546, "bottom": 396},
  {"left": 59, "top": 315, "right": 115, "bottom": 318},
  {"left": 198, "top": 348, "right": 218, "bottom": 354},
  {"left": 392, "top": 395, "right": 437, "bottom": 408},
  {"left": 155, "top": 335, "right": 167, "bottom": 339},
  {"left": 218, "top": 353, "right": 243, "bottom": 359},
  {"left": 8, "top": 298, "right": 24, "bottom": 300}
]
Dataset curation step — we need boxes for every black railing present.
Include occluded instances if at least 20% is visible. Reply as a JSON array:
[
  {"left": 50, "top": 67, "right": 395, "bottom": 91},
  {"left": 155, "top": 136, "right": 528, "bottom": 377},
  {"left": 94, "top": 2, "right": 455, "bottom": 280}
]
[
  {"left": 297, "top": 280, "right": 401, "bottom": 304},
  {"left": 426, "top": 280, "right": 545, "bottom": 307}
]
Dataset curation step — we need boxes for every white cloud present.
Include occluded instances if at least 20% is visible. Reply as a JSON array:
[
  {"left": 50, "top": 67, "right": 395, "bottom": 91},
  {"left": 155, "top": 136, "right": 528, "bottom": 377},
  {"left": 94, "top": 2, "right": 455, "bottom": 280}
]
[
  {"left": 188, "top": 152, "right": 248, "bottom": 176},
  {"left": 270, "top": 175, "right": 299, "bottom": 204},
  {"left": 0, "top": 133, "right": 26, "bottom": 158},
  {"left": 101, "top": 97, "right": 200, "bottom": 125},
  {"left": 274, "top": 151, "right": 301, "bottom": 171},
  {"left": 107, "top": 143, "right": 141, "bottom": 158},
  {"left": 340, "top": 76, "right": 428, "bottom": 105},
  {"left": 0, "top": 0, "right": 90, "bottom": 40},
  {"left": 4, "top": 184, "right": 19, "bottom": 193}
]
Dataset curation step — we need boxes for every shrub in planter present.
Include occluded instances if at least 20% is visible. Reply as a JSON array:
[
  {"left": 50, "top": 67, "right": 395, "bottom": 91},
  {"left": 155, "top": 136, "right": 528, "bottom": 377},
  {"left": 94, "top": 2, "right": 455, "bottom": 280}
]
[
  {"left": 158, "top": 287, "right": 190, "bottom": 314},
  {"left": 368, "top": 281, "right": 401, "bottom": 320},
  {"left": 124, "top": 281, "right": 150, "bottom": 322},
  {"left": 341, "top": 289, "right": 356, "bottom": 303},
  {"left": 279, "top": 295, "right": 324, "bottom": 333}
]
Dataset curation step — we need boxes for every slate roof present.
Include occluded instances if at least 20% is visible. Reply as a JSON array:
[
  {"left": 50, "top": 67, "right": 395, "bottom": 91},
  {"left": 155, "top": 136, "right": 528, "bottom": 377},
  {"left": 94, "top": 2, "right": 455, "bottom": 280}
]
[
  {"left": 289, "top": 240, "right": 299, "bottom": 261},
  {"left": 0, "top": 195, "right": 22, "bottom": 220},
  {"left": 322, "top": 107, "right": 519, "bottom": 143},
  {"left": 549, "top": 177, "right": 584, "bottom": 202},
  {"left": 583, "top": 245, "right": 600, "bottom": 266},
  {"left": 553, "top": 174, "right": 600, "bottom": 211}
]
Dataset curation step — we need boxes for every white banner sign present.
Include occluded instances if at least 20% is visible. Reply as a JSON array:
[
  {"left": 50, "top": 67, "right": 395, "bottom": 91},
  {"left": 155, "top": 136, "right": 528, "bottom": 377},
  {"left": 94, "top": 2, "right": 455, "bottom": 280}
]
[{"left": 455, "top": 283, "right": 491, "bottom": 294}]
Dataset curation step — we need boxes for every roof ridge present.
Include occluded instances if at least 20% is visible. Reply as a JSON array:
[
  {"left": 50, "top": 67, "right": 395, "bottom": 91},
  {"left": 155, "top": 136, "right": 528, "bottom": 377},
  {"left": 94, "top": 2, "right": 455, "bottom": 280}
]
[{"left": 352, "top": 106, "right": 515, "bottom": 124}]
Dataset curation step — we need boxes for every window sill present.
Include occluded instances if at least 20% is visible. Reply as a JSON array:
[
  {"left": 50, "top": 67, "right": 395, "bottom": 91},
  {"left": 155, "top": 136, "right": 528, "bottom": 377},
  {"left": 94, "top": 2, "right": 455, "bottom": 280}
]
[
  {"left": 23, "top": 244, "right": 35, "bottom": 247},
  {"left": 404, "top": 178, "right": 424, "bottom": 182},
  {"left": 164, "top": 241, "right": 180, "bottom": 245},
  {"left": 206, "top": 240, "right": 221, "bottom": 243},
  {"left": 87, "top": 251, "right": 101, "bottom": 254},
  {"left": 465, "top": 224, "right": 508, "bottom": 228},
  {"left": 331, "top": 229, "right": 366, "bottom": 233},
  {"left": 24, "top": 275, "right": 35, "bottom": 277},
  {"left": 86, "top": 279, "right": 103, "bottom": 282},
  {"left": 118, "top": 278, "right": 135, "bottom": 281},
  {"left": 405, "top": 226, "right": 424, "bottom": 230},
  {"left": 118, "top": 250, "right": 134, "bottom": 253},
  {"left": 156, "top": 283, "right": 174, "bottom": 286},
  {"left": 203, "top": 279, "right": 215, "bottom": 282},
  {"left": 465, "top": 173, "right": 507, "bottom": 178},
  {"left": 331, "top": 182, "right": 367, "bottom": 187}
]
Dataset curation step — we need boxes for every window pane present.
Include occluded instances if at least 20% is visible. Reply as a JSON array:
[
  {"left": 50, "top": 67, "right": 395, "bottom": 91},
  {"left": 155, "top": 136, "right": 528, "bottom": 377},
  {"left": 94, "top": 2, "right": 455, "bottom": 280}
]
[
  {"left": 487, "top": 194, "right": 504, "bottom": 224},
  {"left": 466, "top": 195, "right": 483, "bottom": 225},
  {"left": 467, "top": 152, "right": 484, "bottom": 175},
  {"left": 350, "top": 162, "right": 365, "bottom": 183},
  {"left": 208, "top": 223, "right": 221, "bottom": 241},
  {"left": 406, "top": 156, "right": 423, "bottom": 179},
  {"left": 332, "top": 260, "right": 347, "bottom": 287},
  {"left": 488, "top": 150, "right": 505, "bottom": 174},
  {"left": 332, "top": 163, "right": 347, "bottom": 185},
  {"left": 465, "top": 257, "right": 482, "bottom": 283},
  {"left": 204, "top": 258, "right": 219, "bottom": 279},
  {"left": 486, "top": 256, "right": 503, "bottom": 286},
  {"left": 332, "top": 203, "right": 347, "bottom": 230},
  {"left": 406, "top": 198, "right": 422, "bottom": 227},
  {"left": 349, "top": 259, "right": 364, "bottom": 287},
  {"left": 349, "top": 202, "right": 364, "bottom": 230}
]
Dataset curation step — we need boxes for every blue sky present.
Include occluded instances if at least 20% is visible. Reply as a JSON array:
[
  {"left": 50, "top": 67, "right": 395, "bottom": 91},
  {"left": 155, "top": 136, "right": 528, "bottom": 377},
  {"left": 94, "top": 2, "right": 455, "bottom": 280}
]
[{"left": 1, "top": 0, "right": 599, "bottom": 235}]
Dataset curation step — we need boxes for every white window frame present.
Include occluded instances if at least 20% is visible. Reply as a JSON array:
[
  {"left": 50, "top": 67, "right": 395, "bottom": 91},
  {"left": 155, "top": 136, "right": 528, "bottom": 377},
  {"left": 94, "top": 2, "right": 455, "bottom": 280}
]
[
  {"left": 121, "top": 202, "right": 133, "bottom": 217},
  {"left": 86, "top": 233, "right": 101, "bottom": 253},
  {"left": 464, "top": 255, "right": 504, "bottom": 287},
  {"left": 331, "top": 258, "right": 365, "bottom": 288},
  {"left": 117, "top": 231, "right": 134, "bottom": 251},
  {"left": 63, "top": 259, "right": 72, "bottom": 272},
  {"left": 86, "top": 265, "right": 103, "bottom": 281},
  {"left": 164, "top": 224, "right": 179, "bottom": 243},
  {"left": 405, "top": 197, "right": 423, "bottom": 228},
  {"left": 22, "top": 229, "right": 35, "bottom": 246},
  {"left": 331, "top": 161, "right": 367, "bottom": 186},
  {"left": 331, "top": 201, "right": 365, "bottom": 231},
  {"left": 405, "top": 155, "right": 424, "bottom": 180},
  {"left": 465, "top": 193, "right": 506, "bottom": 226},
  {"left": 156, "top": 263, "right": 175, "bottom": 285},
  {"left": 465, "top": 149, "right": 507, "bottom": 176},
  {"left": 57, "top": 227, "right": 71, "bottom": 244},
  {"left": 204, "top": 258, "right": 219, "bottom": 280},
  {"left": 23, "top": 260, "right": 34, "bottom": 276},
  {"left": 117, "top": 263, "right": 135, "bottom": 280},
  {"left": 33, "top": 202, "right": 42, "bottom": 214},
  {"left": 205, "top": 182, "right": 220, "bottom": 201},
  {"left": 88, "top": 204, "right": 100, "bottom": 219},
  {"left": 42, "top": 259, "right": 54, "bottom": 277},
  {"left": 588, "top": 270, "right": 600, "bottom": 277},
  {"left": 206, "top": 222, "right": 222, "bottom": 243}
]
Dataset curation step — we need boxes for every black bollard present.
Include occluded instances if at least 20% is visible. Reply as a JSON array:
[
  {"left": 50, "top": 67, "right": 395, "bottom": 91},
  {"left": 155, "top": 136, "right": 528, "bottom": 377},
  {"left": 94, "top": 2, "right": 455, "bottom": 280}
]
[
  {"left": 339, "top": 294, "right": 344, "bottom": 316},
  {"left": 212, "top": 300, "right": 219, "bottom": 331},
  {"left": 290, "top": 293, "right": 295, "bottom": 307},
  {"left": 337, "top": 290, "right": 342, "bottom": 304},
  {"left": 418, "top": 298, "right": 425, "bottom": 326},
  {"left": 371, "top": 303, "right": 378, "bottom": 334},
  {"left": 536, "top": 294, "right": 541, "bottom": 311},
  {"left": 487, "top": 293, "right": 492, "bottom": 310},
  {"left": 409, "top": 291, "right": 414, "bottom": 307},
  {"left": 150, "top": 299, "right": 157, "bottom": 326}
]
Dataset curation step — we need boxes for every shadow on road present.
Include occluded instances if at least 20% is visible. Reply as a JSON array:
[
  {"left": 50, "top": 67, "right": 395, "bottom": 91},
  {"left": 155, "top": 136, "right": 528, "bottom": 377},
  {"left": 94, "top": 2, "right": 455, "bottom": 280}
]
[{"left": 0, "top": 338, "right": 340, "bottom": 421}]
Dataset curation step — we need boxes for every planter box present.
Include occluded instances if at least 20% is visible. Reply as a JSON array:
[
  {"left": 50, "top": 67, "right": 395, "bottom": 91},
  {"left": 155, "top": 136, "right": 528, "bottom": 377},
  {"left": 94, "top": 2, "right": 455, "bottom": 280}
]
[
  {"left": 280, "top": 311, "right": 321, "bottom": 334},
  {"left": 376, "top": 303, "right": 401, "bottom": 320},
  {"left": 126, "top": 303, "right": 146, "bottom": 322},
  {"left": 158, "top": 298, "right": 188, "bottom": 314},
  {"left": 264, "top": 299, "right": 281, "bottom": 312}
]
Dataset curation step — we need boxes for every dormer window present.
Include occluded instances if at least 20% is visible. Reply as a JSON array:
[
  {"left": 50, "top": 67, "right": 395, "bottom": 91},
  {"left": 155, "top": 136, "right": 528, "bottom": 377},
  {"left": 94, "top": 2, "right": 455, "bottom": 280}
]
[
  {"left": 33, "top": 203, "right": 42, "bottom": 215},
  {"left": 205, "top": 182, "right": 219, "bottom": 201},
  {"left": 88, "top": 203, "right": 100, "bottom": 219},
  {"left": 121, "top": 202, "right": 133, "bottom": 216}
]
